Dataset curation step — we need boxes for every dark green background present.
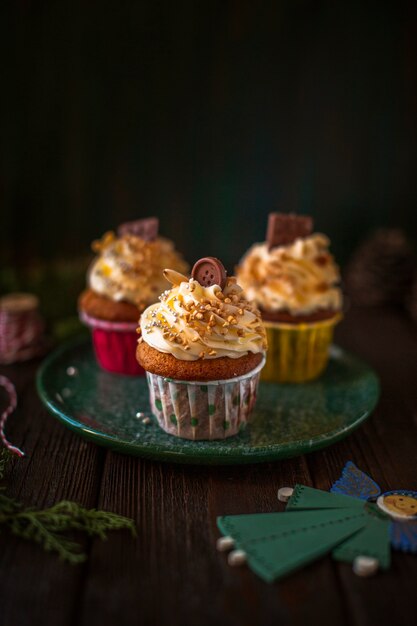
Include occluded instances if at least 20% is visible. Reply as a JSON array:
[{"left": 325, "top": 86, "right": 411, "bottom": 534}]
[{"left": 2, "top": 1, "right": 417, "bottom": 274}]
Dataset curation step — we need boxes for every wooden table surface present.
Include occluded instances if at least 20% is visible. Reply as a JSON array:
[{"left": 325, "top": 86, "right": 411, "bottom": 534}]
[{"left": 1, "top": 306, "right": 416, "bottom": 626}]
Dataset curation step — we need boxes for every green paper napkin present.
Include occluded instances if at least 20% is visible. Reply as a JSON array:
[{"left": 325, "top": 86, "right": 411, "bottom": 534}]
[
  {"left": 287, "top": 484, "right": 365, "bottom": 511},
  {"left": 217, "top": 485, "right": 391, "bottom": 583}
]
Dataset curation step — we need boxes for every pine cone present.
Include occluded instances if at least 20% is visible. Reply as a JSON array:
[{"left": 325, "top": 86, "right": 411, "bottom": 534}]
[{"left": 344, "top": 229, "right": 416, "bottom": 307}]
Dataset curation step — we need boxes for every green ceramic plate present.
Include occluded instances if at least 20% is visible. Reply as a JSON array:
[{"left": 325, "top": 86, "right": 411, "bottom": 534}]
[{"left": 36, "top": 337, "right": 379, "bottom": 465}]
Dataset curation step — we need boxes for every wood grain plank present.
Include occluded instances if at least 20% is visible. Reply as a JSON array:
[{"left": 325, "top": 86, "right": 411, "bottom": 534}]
[
  {"left": 77, "top": 455, "right": 217, "bottom": 626},
  {"left": 1, "top": 307, "right": 417, "bottom": 626},
  {"left": 305, "top": 307, "right": 417, "bottom": 626},
  {"left": 208, "top": 458, "right": 348, "bottom": 626},
  {"left": 0, "top": 359, "right": 104, "bottom": 626},
  {"left": 77, "top": 451, "right": 346, "bottom": 626}
]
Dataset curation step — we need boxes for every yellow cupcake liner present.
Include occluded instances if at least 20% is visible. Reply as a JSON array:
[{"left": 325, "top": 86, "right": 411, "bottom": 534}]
[{"left": 261, "top": 314, "right": 342, "bottom": 383}]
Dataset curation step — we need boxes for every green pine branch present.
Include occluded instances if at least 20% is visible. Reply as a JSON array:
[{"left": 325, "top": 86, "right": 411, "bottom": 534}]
[{"left": 0, "top": 449, "right": 136, "bottom": 563}]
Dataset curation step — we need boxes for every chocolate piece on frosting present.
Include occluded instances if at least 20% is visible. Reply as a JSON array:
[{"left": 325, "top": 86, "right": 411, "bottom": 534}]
[
  {"left": 266, "top": 213, "right": 313, "bottom": 250},
  {"left": 191, "top": 257, "right": 227, "bottom": 289},
  {"left": 117, "top": 217, "right": 159, "bottom": 241}
]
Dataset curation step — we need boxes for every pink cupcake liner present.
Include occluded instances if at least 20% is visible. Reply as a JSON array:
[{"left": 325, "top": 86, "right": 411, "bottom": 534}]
[{"left": 80, "top": 311, "right": 144, "bottom": 376}]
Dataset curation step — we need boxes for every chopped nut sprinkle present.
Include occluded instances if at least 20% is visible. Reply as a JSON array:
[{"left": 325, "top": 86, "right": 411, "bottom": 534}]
[{"left": 141, "top": 270, "right": 267, "bottom": 356}]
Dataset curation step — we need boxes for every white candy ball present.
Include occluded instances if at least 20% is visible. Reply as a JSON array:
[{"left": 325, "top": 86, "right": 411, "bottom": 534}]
[
  {"left": 353, "top": 556, "right": 379, "bottom": 577},
  {"left": 278, "top": 487, "right": 294, "bottom": 503},
  {"left": 228, "top": 550, "right": 247, "bottom": 567}
]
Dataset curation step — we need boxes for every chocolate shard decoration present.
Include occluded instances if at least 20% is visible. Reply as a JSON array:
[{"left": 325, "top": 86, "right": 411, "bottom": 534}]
[
  {"left": 117, "top": 217, "right": 159, "bottom": 241},
  {"left": 266, "top": 213, "right": 313, "bottom": 249},
  {"left": 191, "top": 257, "right": 227, "bottom": 289}
]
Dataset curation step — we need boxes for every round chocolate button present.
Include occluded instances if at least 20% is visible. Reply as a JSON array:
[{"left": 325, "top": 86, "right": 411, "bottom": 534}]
[{"left": 191, "top": 257, "right": 227, "bottom": 289}]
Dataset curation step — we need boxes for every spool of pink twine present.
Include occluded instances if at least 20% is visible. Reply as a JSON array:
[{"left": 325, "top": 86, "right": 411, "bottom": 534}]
[
  {"left": 0, "top": 293, "right": 45, "bottom": 364},
  {"left": 0, "top": 292, "right": 46, "bottom": 457}
]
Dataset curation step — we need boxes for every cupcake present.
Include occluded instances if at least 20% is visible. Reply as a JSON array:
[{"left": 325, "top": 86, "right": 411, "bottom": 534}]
[
  {"left": 79, "top": 217, "right": 189, "bottom": 375},
  {"left": 236, "top": 213, "right": 342, "bottom": 383},
  {"left": 137, "top": 257, "right": 267, "bottom": 440}
]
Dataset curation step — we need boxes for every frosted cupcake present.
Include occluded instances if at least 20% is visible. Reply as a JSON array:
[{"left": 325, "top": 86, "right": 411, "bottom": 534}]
[
  {"left": 137, "top": 257, "right": 267, "bottom": 440},
  {"left": 79, "top": 217, "right": 188, "bottom": 375},
  {"left": 236, "top": 213, "right": 342, "bottom": 382}
]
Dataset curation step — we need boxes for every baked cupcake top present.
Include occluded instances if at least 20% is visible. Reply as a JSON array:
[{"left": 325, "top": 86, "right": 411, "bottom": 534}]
[
  {"left": 87, "top": 218, "right": 189, "bottom": 310},
  {"left": 139, "top": 258, "right": 267, "bottom": 361},
  {"left": 236, "top": 213, "right": 342, "bottom": 316}
]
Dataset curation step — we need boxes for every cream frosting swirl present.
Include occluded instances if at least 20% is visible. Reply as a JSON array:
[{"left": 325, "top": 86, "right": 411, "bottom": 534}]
[
  {"left": 88, "top": 232, "right": 189, "bottom": 309},
  {"left": 140, "top": 276, "right": 267, "bottom": 361},
  {"left": 236, "top": 234, "right": 342, "bottom": 315}
]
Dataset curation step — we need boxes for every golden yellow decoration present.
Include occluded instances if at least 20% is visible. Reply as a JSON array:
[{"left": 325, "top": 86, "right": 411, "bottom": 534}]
[
  {"left": 382, "top": 495, "right": 417, "bottom": 518},
  {"left": 261, "top": 314, "right": 342, "bottom": 383},
  {"left": 91, "top": 231, "right": 116, "bottom": 253}
]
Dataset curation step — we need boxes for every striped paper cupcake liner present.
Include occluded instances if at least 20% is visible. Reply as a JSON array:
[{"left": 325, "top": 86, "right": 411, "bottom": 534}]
[{"left": 146, "top": 357, "right": 265, "bottom": 440}]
